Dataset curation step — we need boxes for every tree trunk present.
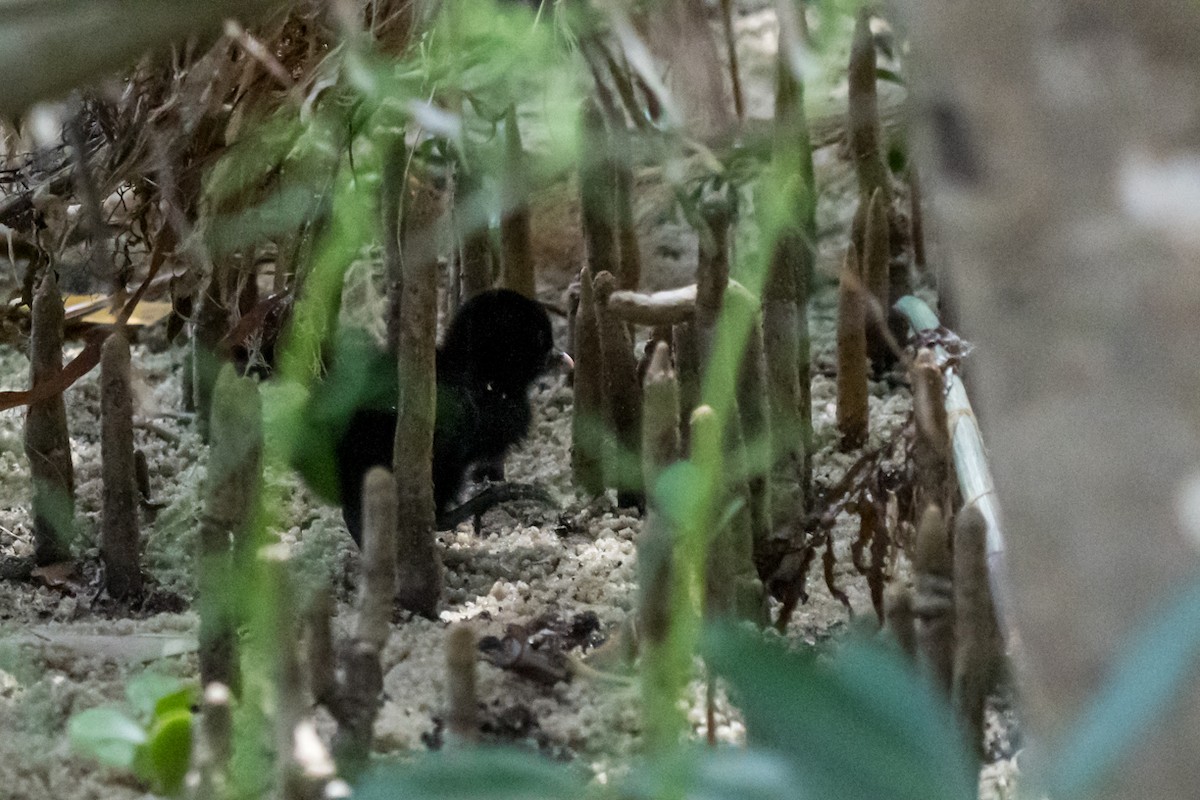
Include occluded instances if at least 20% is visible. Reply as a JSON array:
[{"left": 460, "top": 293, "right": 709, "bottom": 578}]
[
  {"left": 394, "top": 188, "right": 442, "bottom": 618},
  {"left": 100, "top": 329, "right": 142, "bottom": 599}
]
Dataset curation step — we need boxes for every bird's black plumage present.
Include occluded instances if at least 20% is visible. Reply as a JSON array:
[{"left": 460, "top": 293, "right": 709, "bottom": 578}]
[{"left": 311, "top": 289, "right": 561, "bottom": 544}]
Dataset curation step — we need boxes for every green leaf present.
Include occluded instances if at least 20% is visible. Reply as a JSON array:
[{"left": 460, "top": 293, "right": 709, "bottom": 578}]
[
  {"left": 68, "top": 707, "right": 147, "bottom": 769},
  {"left": 206, "top": 185, "right": 331, "bottom": 259},
  {"left": 152, "top": 686, "right": 196, "bottom": 729},
  {"left": 141, "top": 709, "right": 193, "bottom": 796},
  {"left": 1048, "top": 574, "right": 1200, "bottom": 797},
  {"left": 153, "top": 685, "right": 196, "bottom": 721},
  {"left": 704, "top": 624, "right": 975, "bottom": 800},
  {"left": 653, "top": 461, "right": 705, "bottom": 531},
  {"left": 262, "top": 379, "right": 312, "bottom": 476},
  {"left": 285, "top": 328, "right": 398, "bottom": 503},
  {"left": 356, "top": 748, "right": 590, "bottom": 800},
  {"left": 623, "top": 746, "right": 804, "bottom": 800},
  {"left": 125, "top": 672, "right": 186, "bottom": 720}
]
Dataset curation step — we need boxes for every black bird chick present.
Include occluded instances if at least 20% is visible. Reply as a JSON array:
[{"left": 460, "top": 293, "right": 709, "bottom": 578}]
[{"left": 326, "top": 289, "right": 569, "bottom": 544}]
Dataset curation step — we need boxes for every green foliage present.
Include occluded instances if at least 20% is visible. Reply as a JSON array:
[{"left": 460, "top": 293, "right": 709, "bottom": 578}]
[
  {"left": 68, "top": 673, "right": 197, "bottom": 796},
  {"left": 281, "top": 328, "right": 396, "bottom": 503},
  {"left": 126, "top": 672, "right": 193, "bottom": 719},
  {"left": 202, "top": 109, "right": 305, "bottom": 216},
  {"left": 68, "top": 708, "right": 146, "bottom": 769},
  {"left": 641, "top": 460, "right": 708, "bottom": 747},
  {"left": 621, "top": 746, "right": 802, "bottom": 800},
  {"left": 421, "top": 2, "right": 578, "bottom": 124},
  {"left": 136, "top": 709, "right": 194, "bottom": 796},
  {"left": 357, "top": 748, "right": 592, "bottom": 800},
  {"left": 705, "top": 625, "right": 976, "bottom": 800}
]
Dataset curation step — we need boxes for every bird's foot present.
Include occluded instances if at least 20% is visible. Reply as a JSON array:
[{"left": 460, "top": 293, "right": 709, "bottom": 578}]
[{"left": 437, "top": 482, "right": 555, "bottom": 531}]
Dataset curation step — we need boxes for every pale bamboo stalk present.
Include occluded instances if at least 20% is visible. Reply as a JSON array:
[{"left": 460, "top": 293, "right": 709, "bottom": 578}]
[
  {"left": 334, "top": 641, "right": 382, "bottom": 775},
  {"left": 571, "top": 267, "right": 605, "bottom": 495},
  {"left": 639, "top": 342, "right": 680, "bottom": 645},
  {"left": 306, "top": 588, "right": 336, "bottom": 709},
  {"left": 763, "top": 38, "right": 807, "bottom": 514},
  {"left": 694, "top": 195, "right": 732, "bottom": 364},
  {"left": 953, "top": 505, "right": 1005, "bottom": 761},
  {"left": 895, "top": 294, "right": 1010, "bottom": 638},
  {"left": 847, "top": 9, "right": 892, "bottom": 211},
  {"left": 193, "top": 274, "right": 228, "bottom": 443},
  {"left": 612, "top": 124, "right": 641, "bottom": 292},
  {"left": 607, "top": 285, "right": 697, "bottom": 326},
  {"left": 100, "top": 328, "right": 141, "bottom": 599},
  {"left": 458, "top": 166, "right": 492, "bottom": 303},
  {"left": 908, "top": 164, "right": 927, "bottom": 270},
  {"left": 381, "top": 136, "right": 404, "bottom": 354},
  {"left": 885, "top": 583, "right": 918, "bottom": 659},
  {"left": 836, "top": 245, "right": 868, "bottom": 449},
  {"left": 723, "top": 407, "right": 768, "bottom": 623},
  {"left": 444, "top": 625, "right": 478, "bottom": 746},
  {"left": 673, "top": 321, "right": 701, "bottom": 454},
  {"left": 719, "top": 0, "right": 744, "bottom": 120},
  {"left": 331, "top": 468, "right": 396, "bottom": 772},
  {"left": 190, "top": 682, "right": 232, "bottom": 800},
  {"left": 25, "top": 269, "right": 75, "bottom": 565},
  {"left": 394, "top": 195, "right": 441, "bottom": 617},
  {"left": 913, "top": 504, "right": 955, "bottom": 695},
  {"left": 580, "top": 98, "right": 617, "bottom": 280},
  {"left": 726, "top": 285, "right": 773, "bottom": 561},
  {"left": 863, "top": 187, "right": 890, "bottom": 368},
  {"left": 911, "top": 347, "right": 953, "bottom": 511},
  {"left": 594, "top": 270, "right": 643, "bottom": 506},
  {"left": 357, "top": 467, "right": 398, "bottom": 649},
  {"left": 500, "top": 104, "right": 535, "bottom": 299},
  {"left": 198, "top": 365, "right": 262, "bottom": 694},
  {"left": 263, "top": 546, "right": 329, "bottom": 800}
]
